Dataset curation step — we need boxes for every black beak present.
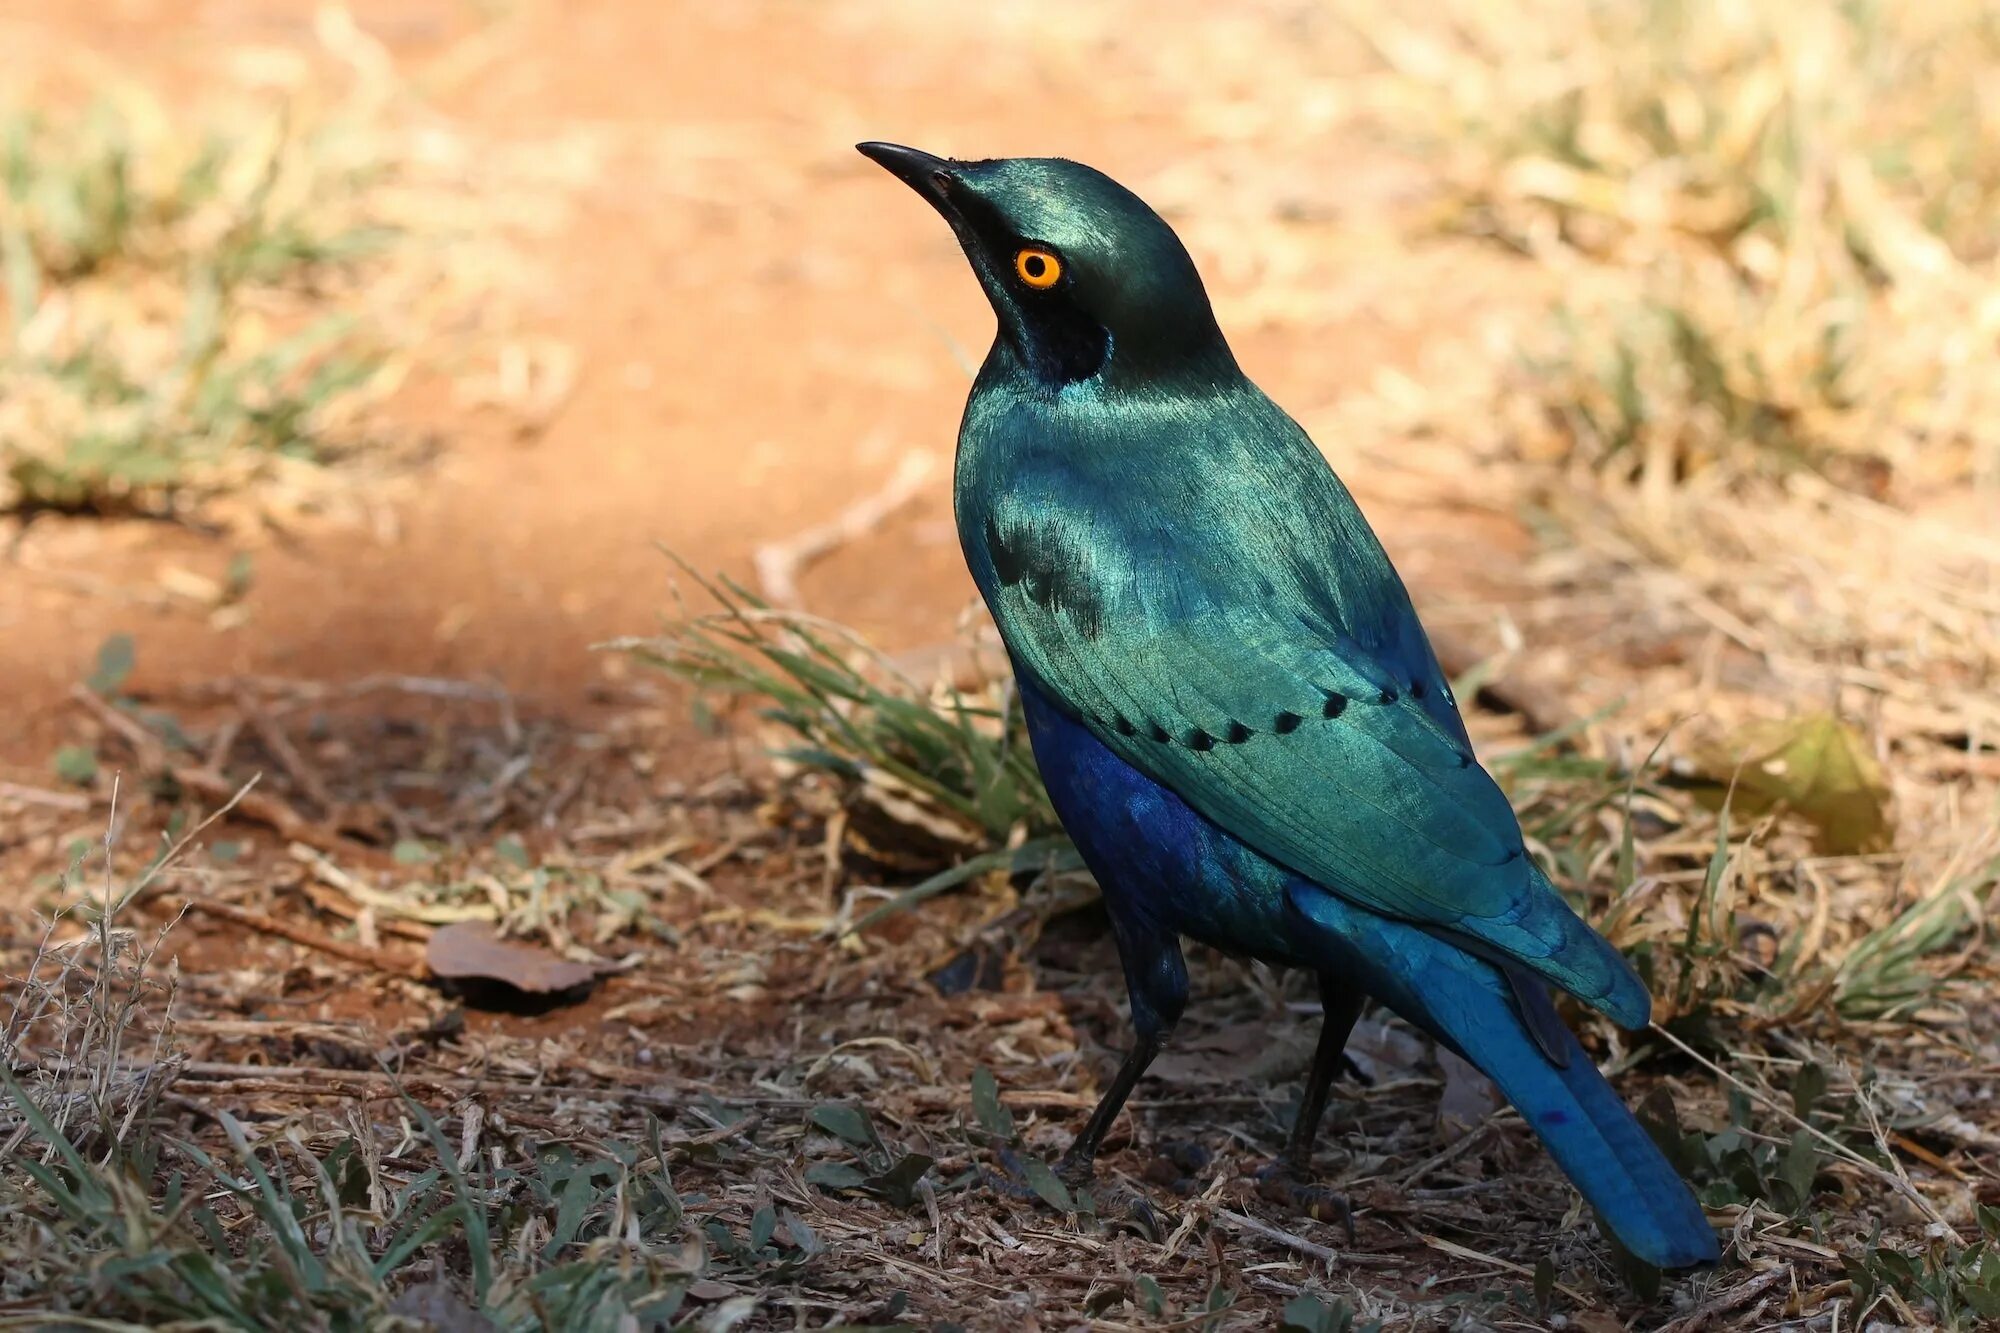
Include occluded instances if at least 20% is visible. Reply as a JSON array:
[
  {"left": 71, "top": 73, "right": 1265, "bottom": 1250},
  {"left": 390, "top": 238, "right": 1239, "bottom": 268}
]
[{"left": 856, "top": 141, "right": 957, "bottom": 214}]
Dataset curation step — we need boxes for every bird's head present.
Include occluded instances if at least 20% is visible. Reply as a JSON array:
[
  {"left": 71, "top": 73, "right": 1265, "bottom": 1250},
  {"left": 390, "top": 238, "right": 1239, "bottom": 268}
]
[{"left": 859, "top": 143, "right": 1233, "bottom": 390}]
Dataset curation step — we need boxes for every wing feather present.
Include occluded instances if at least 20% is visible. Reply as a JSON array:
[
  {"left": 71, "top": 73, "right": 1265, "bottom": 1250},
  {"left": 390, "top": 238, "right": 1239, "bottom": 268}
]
[{"left": 977, "top": 462, "right": 1647, "bottom": 1024}]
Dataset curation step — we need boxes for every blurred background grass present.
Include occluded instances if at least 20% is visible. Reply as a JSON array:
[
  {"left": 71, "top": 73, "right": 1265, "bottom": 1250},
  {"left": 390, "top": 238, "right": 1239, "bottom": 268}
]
[{"left": 1, "top": 89, "right": 401, "bottom": 514}]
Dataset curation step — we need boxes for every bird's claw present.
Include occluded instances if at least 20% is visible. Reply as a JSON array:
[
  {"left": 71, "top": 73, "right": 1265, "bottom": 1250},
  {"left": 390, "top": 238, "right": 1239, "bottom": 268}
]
[
  {"left": 1053, "top": 1154, "right": 1163, "bottom": 1239},
  {"left": 1091, "top": 1180, "right": 1164, "bottom": 1240},
  {"left": 979, "top": 1148, "right": 1042, "bottom": 1204},
  {"left": 1254, "top": 1159, "right": 1356, "bottom": 1243}
]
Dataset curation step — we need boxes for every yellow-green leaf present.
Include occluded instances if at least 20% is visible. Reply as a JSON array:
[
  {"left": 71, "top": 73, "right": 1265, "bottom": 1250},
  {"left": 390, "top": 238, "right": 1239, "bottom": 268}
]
[{"left": 1687, "top": 713, "right": 1891, "bottom": 854}]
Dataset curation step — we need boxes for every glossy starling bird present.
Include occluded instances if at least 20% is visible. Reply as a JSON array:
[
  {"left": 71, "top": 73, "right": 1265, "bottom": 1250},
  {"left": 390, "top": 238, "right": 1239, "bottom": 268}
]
[{"left": 859, "top": 142, "right": 1718, "bottom": 1269}]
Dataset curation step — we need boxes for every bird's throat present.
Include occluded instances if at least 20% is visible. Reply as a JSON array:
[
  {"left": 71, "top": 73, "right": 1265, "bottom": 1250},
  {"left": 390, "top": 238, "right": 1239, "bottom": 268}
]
[{"left": 1008, "top": 310, "right": 1110, "bottom": 387}]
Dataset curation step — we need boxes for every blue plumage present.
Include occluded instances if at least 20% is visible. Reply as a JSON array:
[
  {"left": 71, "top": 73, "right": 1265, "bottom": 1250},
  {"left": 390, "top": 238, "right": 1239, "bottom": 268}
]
[{"left": 860, "top": 141, "right": 1719, "bottom": 1269}]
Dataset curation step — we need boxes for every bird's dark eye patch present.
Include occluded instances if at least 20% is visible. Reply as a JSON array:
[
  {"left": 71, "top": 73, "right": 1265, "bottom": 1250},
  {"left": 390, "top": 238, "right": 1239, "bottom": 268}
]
[
  {"left": 1026, "top": 306, "right": 1109, "bottom": 385},
  {"left": 1148, "top": 722, "right": 1171, "bottom": 743},
  {"left": 1184, "top": 728, "right": 1215, "bottom": 752},
  {"left": 1223, "top": 720, "right": 1251, "bottom": 744},
  {"left": 1322, "top": 692, "right": 1347, "bottom": 719},
  {"left": 1112, "top": 713, "right": 1137, "bottom": 736},
  {"left": 1410, "top": 681, "right": 1426, "bottom": 700},
  {"left": 1378, "top": 687, "right": 1399, "bottom": 704},
  {"left": 1273, "top": 710, "right": 1302, "bottom": 734}
]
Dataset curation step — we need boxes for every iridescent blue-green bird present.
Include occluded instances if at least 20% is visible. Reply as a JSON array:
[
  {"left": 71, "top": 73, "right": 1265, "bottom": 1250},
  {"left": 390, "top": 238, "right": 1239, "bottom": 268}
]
[{"left": 859, "top": 142, "right": 1718, "bottom": 1269}]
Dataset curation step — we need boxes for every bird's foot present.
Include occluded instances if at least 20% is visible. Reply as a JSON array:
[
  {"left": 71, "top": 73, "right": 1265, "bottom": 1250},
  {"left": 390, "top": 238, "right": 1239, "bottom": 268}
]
[
  {"left": 1254, "top": 1159, "right": 1355, "bottom": 1243},
  {"left": 988, "top": 1146, "right": 1100, "bottom": 1203},
  {"left": 1056, "top": 1156, "right": 1164, "bottom": 1239},
  {"left": 1054, "top": 1148, "right": 1097, "bottom": 1191}
]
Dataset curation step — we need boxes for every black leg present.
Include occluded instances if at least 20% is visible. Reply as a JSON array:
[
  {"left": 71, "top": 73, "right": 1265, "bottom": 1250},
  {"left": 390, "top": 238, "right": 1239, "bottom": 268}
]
[
  {"left": 1058, "top": 1031, "right": 1164, "bottom": 1177},
  {"left": 1286, "top": 974, "right": 1365, "bottom": 1171},
  {"left": 1254, "top": 973, "right": 1363, "bottom": 1238},
  {"left": 1060, "top": 916, "right": 1187, "bottom": 1181}
]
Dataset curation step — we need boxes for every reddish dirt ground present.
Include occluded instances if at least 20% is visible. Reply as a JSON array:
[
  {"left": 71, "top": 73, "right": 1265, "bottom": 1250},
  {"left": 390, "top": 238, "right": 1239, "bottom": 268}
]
[{"left": 0, "top": 0, "right": 1527, "bottom": 780}]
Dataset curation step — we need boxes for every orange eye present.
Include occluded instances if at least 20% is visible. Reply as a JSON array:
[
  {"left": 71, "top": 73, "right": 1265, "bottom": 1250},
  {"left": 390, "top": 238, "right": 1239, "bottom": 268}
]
[{"left": 1014, "top": 247, "right": 1062, "bottom": 288}]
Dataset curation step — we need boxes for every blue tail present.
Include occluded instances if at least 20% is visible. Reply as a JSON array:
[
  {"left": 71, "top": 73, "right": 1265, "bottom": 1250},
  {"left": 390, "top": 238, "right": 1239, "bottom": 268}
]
[{"left": 1287, "top": 882, "right": 1718, "bottom": 1269}]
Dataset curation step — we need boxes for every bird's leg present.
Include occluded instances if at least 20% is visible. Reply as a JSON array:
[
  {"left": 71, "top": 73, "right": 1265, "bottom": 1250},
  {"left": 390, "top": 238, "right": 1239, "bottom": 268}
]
[
  {"left": 1058, "top": 1029, "right": 1166, "bottom": 1180},
  {"left": 1257, "top": 973, "right": 1364, "bottom": 1238},
  {"left": 1286, "top": 976, "right": 1366, "bottom": 1171},
  {"left": 1054, "top": 917, "right": 1187, "bottom": 1238}
]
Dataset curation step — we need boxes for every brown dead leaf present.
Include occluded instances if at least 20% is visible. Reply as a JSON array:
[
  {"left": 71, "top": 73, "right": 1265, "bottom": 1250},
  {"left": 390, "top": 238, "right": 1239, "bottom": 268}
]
[{"left": 426, "top": 922, "right": 600, "bottom": 995}]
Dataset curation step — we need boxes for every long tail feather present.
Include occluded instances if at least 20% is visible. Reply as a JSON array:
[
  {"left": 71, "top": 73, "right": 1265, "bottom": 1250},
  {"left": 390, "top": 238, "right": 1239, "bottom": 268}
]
[{"left": 1287, "top": 882, "right": 1718, "bottom": 1269}]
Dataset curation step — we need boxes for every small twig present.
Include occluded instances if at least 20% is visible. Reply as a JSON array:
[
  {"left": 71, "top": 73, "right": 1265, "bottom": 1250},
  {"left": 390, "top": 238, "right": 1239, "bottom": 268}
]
[
  {"left": 179, "top": 897, "right": 423, "bottom": 979},
  {"left": 1650, "top": 1022, "right": 1964, "bottom": 1242},
  {"left": 153, "top": 1061, "right": 818, "bottom": 1112},
  {"left": 1406, "top": 1179, "right": 1510, "bottom": 1200},
  {"left": 287, "top": 842, "right": 493, "bottom": 925},
  {"left": 1416, "top": 1233, "right": 1590, "bottom": 1301},
  {"left": 201, "top": 716, "right": 244, "bottom": 774},
  {"left": 1656, "top": 1267, "right": 1791, "bottom": 1333},
  {"left": 1213, "top": 1207, "right": 1339, "bottom": 1264},
  {"left": 1396, "top": 1120, "right": 1490, "bottom": 1189},
  {"left": 239, "top": 693, "right": 339, "bottom": 815},
  {"left": 118, "top": 777, "right": 263, "bottom": 913},
  {"left": 70, "top": 684, "right": 164, "bottom": 754},
  {"left": 70, "top": 684, "right": 362, "bottom": 855},
  {"left": 1844, "top": 1053, "right": 1955, "bottom": 1197},
  {"left": 0, "top": 781, "right": 92, "bottom": 812},
  {"left": 1213, "top": 1209, "right": 1403, "bottom": 1271},
  {"left": 689, "top": 834, "right": 751, "bottom": 876},
  {"left": 296, "top": 878, "right": 434, "bottom": 943},
  {"left": 752, "top": 451, "right": 937, "bottom": 608}
]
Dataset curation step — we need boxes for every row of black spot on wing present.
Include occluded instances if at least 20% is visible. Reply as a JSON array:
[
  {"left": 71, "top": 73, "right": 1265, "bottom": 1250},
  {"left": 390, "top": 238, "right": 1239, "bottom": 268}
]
[{"left": 1100, "top": 685, "right": 1373, "bottom": 754}]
